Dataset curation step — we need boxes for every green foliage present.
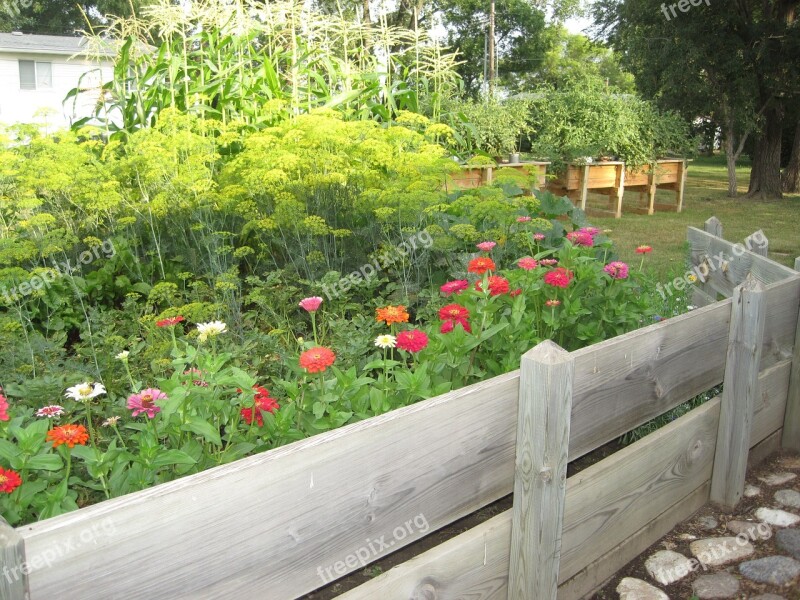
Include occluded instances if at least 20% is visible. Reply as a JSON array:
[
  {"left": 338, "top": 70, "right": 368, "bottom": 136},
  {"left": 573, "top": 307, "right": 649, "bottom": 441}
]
[{"left": 446, "top": 98, "right": 533, "bottom": 157}]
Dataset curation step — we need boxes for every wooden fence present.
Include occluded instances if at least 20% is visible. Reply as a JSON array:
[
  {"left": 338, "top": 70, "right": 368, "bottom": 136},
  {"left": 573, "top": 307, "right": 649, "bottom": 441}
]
[{"left": 2, "top": 220, "right": 799, "bottom": 600}]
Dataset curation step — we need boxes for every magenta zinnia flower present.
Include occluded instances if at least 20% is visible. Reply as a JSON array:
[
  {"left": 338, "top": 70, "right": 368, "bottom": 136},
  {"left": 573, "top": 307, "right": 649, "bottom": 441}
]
[
  {"left": 566, "top": 231, "right": 594, "bottom": 247},
  {"left": 127, "top": 388, "right": 165, "bottom": 419},
  {"left": 517, "top": 257, "right": 538, "bottom": 271},
  {"left": 440, "top": 280, "right": 469, "bottom": 296},
  {"left": 604, "top": 261, "right": 629, "bottom": 280},
  {"left": 396, "top": 329, "right": 429, "bottom": 353},
  {"left": 299, "top": 296, "right": 323, "bottom": 312}
]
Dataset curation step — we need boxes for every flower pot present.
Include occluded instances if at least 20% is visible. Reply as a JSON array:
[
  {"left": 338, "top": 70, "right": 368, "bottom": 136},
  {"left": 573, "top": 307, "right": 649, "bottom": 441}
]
[{"left": 508, "top": 152, "right": 521, "bottom": 164}]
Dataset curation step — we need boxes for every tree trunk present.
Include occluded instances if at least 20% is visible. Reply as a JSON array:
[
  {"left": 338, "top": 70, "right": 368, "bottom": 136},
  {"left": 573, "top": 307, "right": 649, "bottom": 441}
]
[
  {"left": 725, "top": 136, "right": 738, "bottom": 197},
  {"left": 747, "top": 102, "right": 784, "bottom": 199},
  {"left": 782, "top": 119, "right": 800, "bottom": 193}
]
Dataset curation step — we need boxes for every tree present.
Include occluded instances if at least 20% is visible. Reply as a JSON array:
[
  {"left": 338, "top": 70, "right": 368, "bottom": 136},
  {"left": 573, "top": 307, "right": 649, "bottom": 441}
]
[
  {"left": 594, "top": 0, "right": 800, "bottom": 199},
  {"left": 0, "top": 1, "right": 158, "bottom": 35}
]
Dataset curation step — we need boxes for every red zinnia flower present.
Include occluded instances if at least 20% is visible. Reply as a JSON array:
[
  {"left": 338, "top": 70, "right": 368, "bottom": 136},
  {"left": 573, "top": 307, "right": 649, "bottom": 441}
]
[
  {"left": 516, "top": 216, "right": 532, "bottom": 223},
  {"left": 467, "top": 257, "right": 496, "bottom": 275},
  {"left": 543, "top": 267, "right": 574, "bottom": 288},
  {"left": 241, "top": 386, "right": 279, "bottom": 426},
  {"left": 156, "top": 315, "right": 185, "bottom": 328},
  {"left": 46, "top": 424, "right": 89, "bottom": 448},
  {"left": 439, "top": 304, "right": 470, "bottom": 321},
  {"left": 475, "top": 275, "right": 510, "bottom": 296},
  {"left": 440, "top": 280, "right": 469, "bottom": 296},
  {"left": 440, "top": 319, "right": 471, "bottom": 334},
  {"left": 517, "top": 257, "right": 538, "bottom": 271},
  {"left": 635, "top": 245, "right": 653, "bottom": 254},
  {"left": 396, "top": 329, "right": 429, "bottom": 353},
  {"left": 510, "top": 288, "right": 522, "bottom": 297},
  {"left": 0, "top": 467, "right": 21, "bottom": 494},
  {"left": 375, "top": 305, "right": 410, "bottom": 325},
  {"left": 299, "top": 346, "right": 336, "bottom": 373}
]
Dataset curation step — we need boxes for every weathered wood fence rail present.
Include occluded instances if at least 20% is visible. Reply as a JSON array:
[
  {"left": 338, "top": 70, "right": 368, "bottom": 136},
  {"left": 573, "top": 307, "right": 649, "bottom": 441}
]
[{"left": 2, "top": 220, "right": 799, "bottom": 600}]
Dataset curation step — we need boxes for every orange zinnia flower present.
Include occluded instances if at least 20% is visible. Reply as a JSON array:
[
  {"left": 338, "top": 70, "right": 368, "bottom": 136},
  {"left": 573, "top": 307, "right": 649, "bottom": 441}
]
[
  {"left": 467, "top": 257, "right": 496, "bottom": 275},
  {"left": 375, "top": 305, "right": 409, "bottom": 325},
  {"left": 299, "top": 347, "right": 336, "bottom": 373},
  {"left": 46, "top": 424, "right": 89, "bottom": 448}
]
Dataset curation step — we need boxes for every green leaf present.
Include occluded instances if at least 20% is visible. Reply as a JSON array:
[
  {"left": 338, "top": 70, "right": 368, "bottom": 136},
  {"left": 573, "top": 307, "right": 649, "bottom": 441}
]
[
  {"left": 151, "top": 450, "right": 197, "bottom": 469},
  {"left": 182, "top": 417, "right": 222, "bottom": 446},
  {"left": 25, "top": 454, "right": 64, "bottom": 471}
]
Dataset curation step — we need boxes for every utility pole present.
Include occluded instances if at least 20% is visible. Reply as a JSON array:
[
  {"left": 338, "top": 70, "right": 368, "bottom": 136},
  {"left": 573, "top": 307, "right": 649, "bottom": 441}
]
[{"left": 488, "top": 0, "right": 496, "bottom": 96}]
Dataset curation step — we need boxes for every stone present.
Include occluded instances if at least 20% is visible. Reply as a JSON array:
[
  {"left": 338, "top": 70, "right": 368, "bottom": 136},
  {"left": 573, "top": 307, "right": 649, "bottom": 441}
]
[
  {"left": 774, "top": 489, "right": 800, "bottom": 509},
  {"left": 697, "top": 515, "right": 719, "bottom": 530},
  {"left": 758, "top": 472, "right": 797, "bottom": 486},
  {"left": 755, "top": 507, "right": 800, "bottom": 527},
  {"left": 739, "top": 556, "right": 800, "bottom": 586},
  {"left": 645, "top": 550, "right": 694, "bottom": 585},
  {"left": 691, "top": 572, "right": 740, "bottom": 599},
  {"left": 775, "top": 528, "right": 800, "bottom": 559},
  {"left": 749, "top": 595, "right": 786, "bottom": 600},
  {"left": 616, "top": 577, "right": 669, "bottom": 600},
  {"left": 726, "top": 520, "right": 773, "bottom": 541},
  {"left": 744, "top": 484, "right": 762, "bottom": 497},
  {"left": 678, "top": 533, "right": 697, "bottom": 541},
  {"left": 777, "top": 455, "right": 800, "bottom": 470},
  {"left": 689, "top": 537, "right": 755, "bottom": 567}
]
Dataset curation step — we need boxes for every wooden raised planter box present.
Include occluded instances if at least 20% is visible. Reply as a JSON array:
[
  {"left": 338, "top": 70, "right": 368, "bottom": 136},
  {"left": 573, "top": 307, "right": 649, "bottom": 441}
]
[
  {"left": 624, "top": 159, "right": 690, "bottom": 215},
  {"left": 447, "top": 161, "right": 549, "bottom": 193},
  {"left": 2, "top": 225, "right": 799, "bottom": 600}
]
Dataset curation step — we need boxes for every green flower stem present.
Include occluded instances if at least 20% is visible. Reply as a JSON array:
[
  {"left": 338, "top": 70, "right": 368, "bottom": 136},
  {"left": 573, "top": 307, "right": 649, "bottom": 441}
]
[
  {"left": 311, "top": 312, "right": 319, "bottom": 345},
  {"left": 111, "top": 423, "right": 128, "bottom": 450},
  {"left": 84, "top": 402, "right": 98, "bottom": 451}
]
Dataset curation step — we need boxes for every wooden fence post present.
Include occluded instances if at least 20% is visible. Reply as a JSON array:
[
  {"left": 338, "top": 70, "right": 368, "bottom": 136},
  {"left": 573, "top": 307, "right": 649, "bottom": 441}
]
[
  {"left": 783, "top": 257, "right": 800, "bottom": 451},
  {"left": 710, "top": 275, "right": 766, "bottom": 511},
  {"left": 508, "top": 340, "right": 574, "bottom": 600},
  {"left": 704, "top": 216, "right": 722, "bottom": 238},
  {"left": 0, "top": 516, "right": 28, "bottom": 600},
  {"left": 745, "top": 230, "right": 769, "bottom": 257}
]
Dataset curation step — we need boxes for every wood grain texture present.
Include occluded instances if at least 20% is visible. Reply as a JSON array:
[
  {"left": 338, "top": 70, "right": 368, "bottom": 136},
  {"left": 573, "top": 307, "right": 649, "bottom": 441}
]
[
  {"left": 752, "top": 360, "right": 792, "bottom": 446},
  {"left": 0, "top": 517, "right": 28, "bottom": 600},
  {"left": 783, "top": 293, "right": 800, "bottom": 451},
  {"left": 508, "top": 341, "right": 574, "bottom": 600},
  {"left": 745, "top": 230, "right": 769, "bottom": 257},
  {"left": 336, "top": 399, "right": 720, "bottom": 600},
  {"left": 749, "top": 429, "right": 783, "bottom": 469},
  {"left": 20, "top": 372, "right": 521, "bottom": 600},
  {"left": 711, "top": 276, "right": 766, "bottom": 511}
]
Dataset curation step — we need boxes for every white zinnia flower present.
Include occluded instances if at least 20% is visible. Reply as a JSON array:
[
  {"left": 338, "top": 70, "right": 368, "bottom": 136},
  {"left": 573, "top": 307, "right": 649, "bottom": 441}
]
[
  {"left": 64, "top": 382, "right": 106, "bottom": 402},
  {"left": 374, "top": 334, "right": 397, "bottom": 349},
  {"left": 116, "top": 350, "right": 130, "bottom": 360},
  {"left": 197, "top": 320, "right": 227, "bottom": 342}
]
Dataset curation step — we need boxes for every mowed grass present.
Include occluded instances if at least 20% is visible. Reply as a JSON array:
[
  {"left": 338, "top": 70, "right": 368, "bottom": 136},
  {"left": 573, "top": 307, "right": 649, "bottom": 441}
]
[{"left": 585, "top": 156, "right": 800, "bottom": 280}]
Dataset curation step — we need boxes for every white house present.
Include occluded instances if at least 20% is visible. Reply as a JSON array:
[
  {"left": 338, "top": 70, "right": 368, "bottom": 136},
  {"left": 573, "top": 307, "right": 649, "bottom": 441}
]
[{"left": 0, "top": 32, "right": 115, "bottom": 129}]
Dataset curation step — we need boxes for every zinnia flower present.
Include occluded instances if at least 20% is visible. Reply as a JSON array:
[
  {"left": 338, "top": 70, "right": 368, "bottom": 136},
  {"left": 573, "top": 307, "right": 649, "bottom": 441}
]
[
  {"left": 440, "top": 280, "right": 469, "bottom": 296},
  {"left": 533, "top": 233, "right": 546, "bottom": 242},
  {"left": 197, "top": 320, "right": 227, "bottom": 342},
  {"left": 516, "top": 216, "right": 532, "bottom": 223},
  {"left": 64, "top": 382, "right": 106, "bottom": 402},
  {"left": 545, "top": 299, "right": 561, "bottom": 307},
  {"left": 475, "top": 275, "right": 511, "bottom": 296},
  {"left": 476, "top": 241, "right": 496, "bottom": 252},
  {"left": 299, "top": 347, "right": 336, "bottom": 373},
  {"left": 440, "top": 319, "right": 471, "bottom": 334},
  {"left": 0, "top": 394, "right": 8, "bottom": 422},
  {"left": 635, "top": 245, "right": 653, "bottom": 254},
  {"left": 510, "top": 288, "right": 522, "bottom": 297},
  {"left": 115, "top": 350, "right": 130, "bottom": 361},
  {"left": 374, "top": 334, "right": 397, "bottom": 349},
  {"left": 566, "top": 231, "right": 594, "bottom": 247},
  {"left": 439, "top": 304, "right": 471, "bottom": 334},
  {"left": 540, "top": 258, "right": 558, "bottom": 266},
  {"left": 0, "top": 467, "right": 21, "bottom": 494},
  {"left": 127, "top": 388, "right": 165, "bottom": 419},
  {"left": 102, "top": 416, "right": 121, "bottom": 427},
  {"left": 241, "top": 386, "right": 279, "bottom": 426},
  {"left": 517, "top": 257, "right": 538, "bottom": 271},
  {"left": 396, "top": 329, "right": 429, "bottom": 353},
  {"left": 604, "top": 261, "right": 629, "bottom": 280},
  {"left": 467, "top": 257, "right": 496, "bottom": 275},
  {"left": 156, "top": 315, "right": 185, "bottom": 328},
  {"left": 46, "top": 424, "right": 89, "bottom": 448},
  {"left": 543, "top": 267, "right": 574, "bottom": 288},
  {"left": 299, "top": 296, "right": 323, "bottom": 312},
  {"left": 375, "top": 305, "right": 409, "bottom": 325},
  {"left": 183, "top": 368, "right": 208, "bottom": 387},
  {"left": 36, "top": 405, "right": 64, "bottom": 419}
]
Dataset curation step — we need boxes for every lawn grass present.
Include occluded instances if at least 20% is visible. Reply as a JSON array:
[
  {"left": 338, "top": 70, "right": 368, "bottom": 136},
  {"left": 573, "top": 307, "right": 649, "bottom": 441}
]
[{"left": 586, "top": 156, "right": 800, "bottom": 280}]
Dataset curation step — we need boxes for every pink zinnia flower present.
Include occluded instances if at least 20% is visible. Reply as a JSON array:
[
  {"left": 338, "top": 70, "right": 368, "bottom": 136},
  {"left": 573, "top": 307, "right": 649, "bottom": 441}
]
[
  {"left": 580, "top": 227, "right": 600, "bottom": 237},
  {"left": 533, "top": 233, "right": 546, "bottom": 242},
  {"left": 604, "top": 261, "right": 629, "bottom": 280},
  {"left": 36, "top": 405, "right": 65, "bottom": 418},
  {"left": 476, "top": 241, "right": 496, "bottom": 252},
  {"left": 566, "top": 231, "right": 594, "bottom": 247},
  {"left": 540, "top": 258, "right": 558, "bottom": 266},
  {"left": 543, "top": 267, "right": 574, "bottom": 288},
  {"left": 545, "top": 299, "right": 561, "bottom": 307},
  {"left": 396, "top": 329, "right": 429, "bottom": 353},
  {"left": 635, "top": 245, "right": 653, "bottom": 254},
  {"left": 299, "top": 296, "right": 323, "bottom": 312},
  {"left": 127, "top": 388, "right": 165, "bottom": 419},
  {"left": 183, "top": 368, "right": 208, "bottom": 387},
  {"left": 516, "top": 216, "right": 532, "bottom": 223},
  {"left": 517, "top": 257, "right": 538, "bottom": 271},
  {"left": 440, "top": 280, "right": 469, "bottom": 296},
  {"left": 0, "top": 394, "right": 8, "bottom": 422}
]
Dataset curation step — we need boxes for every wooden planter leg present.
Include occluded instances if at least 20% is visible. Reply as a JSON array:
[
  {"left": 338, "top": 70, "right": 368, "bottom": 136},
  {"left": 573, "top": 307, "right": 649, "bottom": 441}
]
[
  {"left": 710, "top": 275, "right": 766, "bottom": 511},
  {"left": 508, "top": 340, "right": 574, "bottom": 600},
  {"left": 614, "top": 165, "right": 625, "bottom": 218},
  {"left": 647, "top": 170, "right": 657, "bottom": 215},
  {"left": 579, "top": 165, "right": 590, "bottom": 211},
  {"left": 676, "top": 160, "right": 687, "bottom": 213}
]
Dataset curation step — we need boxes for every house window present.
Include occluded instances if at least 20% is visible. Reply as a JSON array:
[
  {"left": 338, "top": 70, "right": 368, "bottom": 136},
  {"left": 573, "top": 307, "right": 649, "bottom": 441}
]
[{"left": 19, "top": 60, "right": 53, "bottom": 90}]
